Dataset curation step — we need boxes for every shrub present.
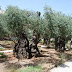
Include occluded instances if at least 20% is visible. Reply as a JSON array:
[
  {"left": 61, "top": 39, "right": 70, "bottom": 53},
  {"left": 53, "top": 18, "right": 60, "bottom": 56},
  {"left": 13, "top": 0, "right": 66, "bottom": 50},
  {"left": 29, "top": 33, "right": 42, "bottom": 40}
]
[
  {"left": 17, "top": 66, "right": 42, "bottom": 72},
  {"left": 0, "top": 52, "right": 7, "bottom": 58}
]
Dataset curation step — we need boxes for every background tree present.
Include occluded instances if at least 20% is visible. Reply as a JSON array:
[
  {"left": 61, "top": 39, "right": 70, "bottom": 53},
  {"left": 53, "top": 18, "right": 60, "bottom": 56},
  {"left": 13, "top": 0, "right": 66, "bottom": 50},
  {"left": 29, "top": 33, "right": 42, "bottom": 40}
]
[
  {"left": 42, "top": 6, "right": 56, "bottom": 45},
  {"left": 28, "top": 11, "right": 43, "bottom": 42},
  {"left": 0, "top": 14, "right": 7, "bottom": 40},
  {"left": 5, "top": 6, "right": 31, "bottom": 38},
  {"left": 42, "top": 6, "right": 72, "bottom": 49}
]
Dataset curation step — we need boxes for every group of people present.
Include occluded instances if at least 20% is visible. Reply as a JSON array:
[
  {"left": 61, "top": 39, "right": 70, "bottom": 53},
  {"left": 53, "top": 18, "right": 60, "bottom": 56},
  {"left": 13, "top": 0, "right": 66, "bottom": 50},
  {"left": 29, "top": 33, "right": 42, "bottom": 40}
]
[{"left": 13, "top": 30, "right": 40, "bottom": 60}]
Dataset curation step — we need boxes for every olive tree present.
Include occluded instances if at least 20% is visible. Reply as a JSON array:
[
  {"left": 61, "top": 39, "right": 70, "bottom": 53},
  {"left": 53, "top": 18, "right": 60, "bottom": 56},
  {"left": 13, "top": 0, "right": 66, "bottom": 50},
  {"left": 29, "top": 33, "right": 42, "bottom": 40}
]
[
  {"left": 0, "top": 14, "right": 7, "bottom": 40},
  {"left": 42, "top": 6, "right": 56, "bottom": 45},
  {"left": 5, "top": 6, "right": 31, "bottom": 38}
]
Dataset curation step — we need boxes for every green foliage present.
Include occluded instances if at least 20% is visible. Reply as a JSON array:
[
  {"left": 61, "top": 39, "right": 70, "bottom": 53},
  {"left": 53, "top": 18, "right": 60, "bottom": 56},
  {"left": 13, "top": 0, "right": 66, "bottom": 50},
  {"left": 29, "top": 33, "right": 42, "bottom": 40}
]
[
  {"left": 55, "top": 13, "right": 71, "bottom": 38},
  {"left": 0, "top": 52, "right": 3, "bottom": 55},
  {"left": 39, "top": 40, "right": 44, "bottom": 44},
  {"left": 0, "top": 14, "right": 7, "bottom": 38},
  {"left": 59, "top": 53, "right": 65, "bottom": 64},
  {"left": 50, "top": 39, "right": 55, "bottom": 43},
  {"left": 0, "top": 5, "right": 72, "bottom": 42},
  {"left": 0, "top": 48, "right": 3, "bottom": 51},
  {"left": 5, "top": 6, "right": 31, "bottom": 37},
  {"left": 65, "top": 45, "right": 70, "bottom": 50},
  {"left": 42, "top": 5, "right": 72, "bottom": 42},
  {"left": 0, "top": 52, "right": 7, "bottom": 58},
  {"left": 17, "top": 66, "right": 42, "bottom": 72},
  {"left": 43, "top": 6, "right": 56, "bottom": 38}
]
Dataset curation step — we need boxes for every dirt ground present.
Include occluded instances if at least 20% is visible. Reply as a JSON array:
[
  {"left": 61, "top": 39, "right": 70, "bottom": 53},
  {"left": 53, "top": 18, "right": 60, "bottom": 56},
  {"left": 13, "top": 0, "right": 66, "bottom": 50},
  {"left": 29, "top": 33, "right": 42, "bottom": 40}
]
[
  {"left": 0, "top": 46, "right": 72, "bottom": 72},
  {"left": 0, "top": 41, "right": 72, "bottom": 72}
]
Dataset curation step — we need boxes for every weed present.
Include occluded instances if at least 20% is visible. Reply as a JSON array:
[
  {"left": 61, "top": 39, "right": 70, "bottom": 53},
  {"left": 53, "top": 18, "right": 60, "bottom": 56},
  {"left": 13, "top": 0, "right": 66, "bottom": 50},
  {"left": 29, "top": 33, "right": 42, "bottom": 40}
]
[
  {"left": 17, "top": 66, "right": 42, "bottom": 72},
  {"left": 0, "top": 52, "right": 7, "bottom": 58},
  {"left": 0, "top": 48, "right": 4, "bottom": 51},
  {"left": 59, "top": 53, "right": 65, "bottom": 64},
  {"left": 39, "top": 40, "right": 44, "bottom": 44}
]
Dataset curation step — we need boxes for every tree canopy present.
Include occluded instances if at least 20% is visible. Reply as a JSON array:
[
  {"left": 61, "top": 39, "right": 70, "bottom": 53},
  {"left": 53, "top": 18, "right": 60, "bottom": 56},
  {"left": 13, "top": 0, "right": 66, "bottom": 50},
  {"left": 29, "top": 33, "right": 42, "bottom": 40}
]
[{"left": 0, "top": 6, "right": 72, "bottom": 41}]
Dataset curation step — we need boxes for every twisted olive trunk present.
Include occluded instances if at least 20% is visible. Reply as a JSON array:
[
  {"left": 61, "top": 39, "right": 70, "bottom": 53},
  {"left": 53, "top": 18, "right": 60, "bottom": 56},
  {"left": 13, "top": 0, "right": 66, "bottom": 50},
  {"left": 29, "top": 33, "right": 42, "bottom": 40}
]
[
  {"left": 55, "top": 36, "right": 65, "bottom": 52},
  {"left": 43, "top": 38, "right": 50, "bottom": 47}
]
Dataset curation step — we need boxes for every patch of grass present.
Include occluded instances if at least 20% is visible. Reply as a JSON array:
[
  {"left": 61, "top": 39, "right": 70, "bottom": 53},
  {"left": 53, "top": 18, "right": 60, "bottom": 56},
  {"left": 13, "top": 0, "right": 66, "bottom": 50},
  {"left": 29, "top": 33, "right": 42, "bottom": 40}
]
[
  {"left": 11, "top": 69, "right": 16, "bottom": 72},
  {"left": 64, "top": 54, "right": 72, "bottom": 60},
  {"left": 59, "top": 53, "right": 65, "bottom": 64},
  {"left": 50, "top": 40, "right": 55, "bottom": 43},
  {"left": 17, "top": 66, "right": 42, "bottom": 72},
  {"left": 0, "top": 52, "right": 7, "bottom": 58},
  {"left": 39, "top": 40, "right": 44, "bottom": 44},
  {"left": 0, "top": 48, "right": 4, "bottom": 51},
  {"left": 65, "top": 45, "right": 70, "bottom": 50},
  {"left": 55, "top": 63, "right": 59, "bottom": 67},
  {"left": 0, "top": 52, "right": 3, "bottom": 55},
  {"left": 55, "top": 53, "right": 65, "bottom": 67}
]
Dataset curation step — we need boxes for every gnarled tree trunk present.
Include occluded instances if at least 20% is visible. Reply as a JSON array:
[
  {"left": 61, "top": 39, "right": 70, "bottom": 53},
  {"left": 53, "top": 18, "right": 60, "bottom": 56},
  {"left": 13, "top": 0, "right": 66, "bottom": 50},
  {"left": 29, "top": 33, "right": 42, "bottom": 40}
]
[
  {"left": 30, "top": 30, "right": 40, "bottom": 57},
  {"left": 13, "top": 31, "right": 32, "bottom": 60},
  {"left": 55, "top": 36, "right": 65, "bottom": 52},
  {"left": 43, "top": 38, "right": 50, "bottom": 47}
]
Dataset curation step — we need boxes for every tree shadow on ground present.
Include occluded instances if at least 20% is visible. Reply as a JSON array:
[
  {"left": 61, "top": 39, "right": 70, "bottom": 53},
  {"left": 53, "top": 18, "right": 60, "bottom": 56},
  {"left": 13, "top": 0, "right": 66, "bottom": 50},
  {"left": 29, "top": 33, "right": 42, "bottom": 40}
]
[
  {"left": 5, "top": 62, "right": 22, "bottom": 70},
  {"left": 40, "top": 50, "right": 49, "bottom": 52},
  {"left": 59, "top": 64, "right": 69, "bottom": 68},
  {"left": 5, "top": 62, "right": 39, "bottom": 71},
  {"left": 35, "top": 54, "right": 49, "bottom": 57},
  {"left": 5, "top": 60, "right": 38, "bottom": 70},
  {"left": 0, "top": 58, "right": 8, "bottom": 63},
  {"left": 23, "top": 63, "right": 37, "bottom": 67},
  {"left": 68, "top": 59, "right": 72, "bottom": 62},
  {"left": 54, "top": 52, "right": 72, "bottom": 60}
]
